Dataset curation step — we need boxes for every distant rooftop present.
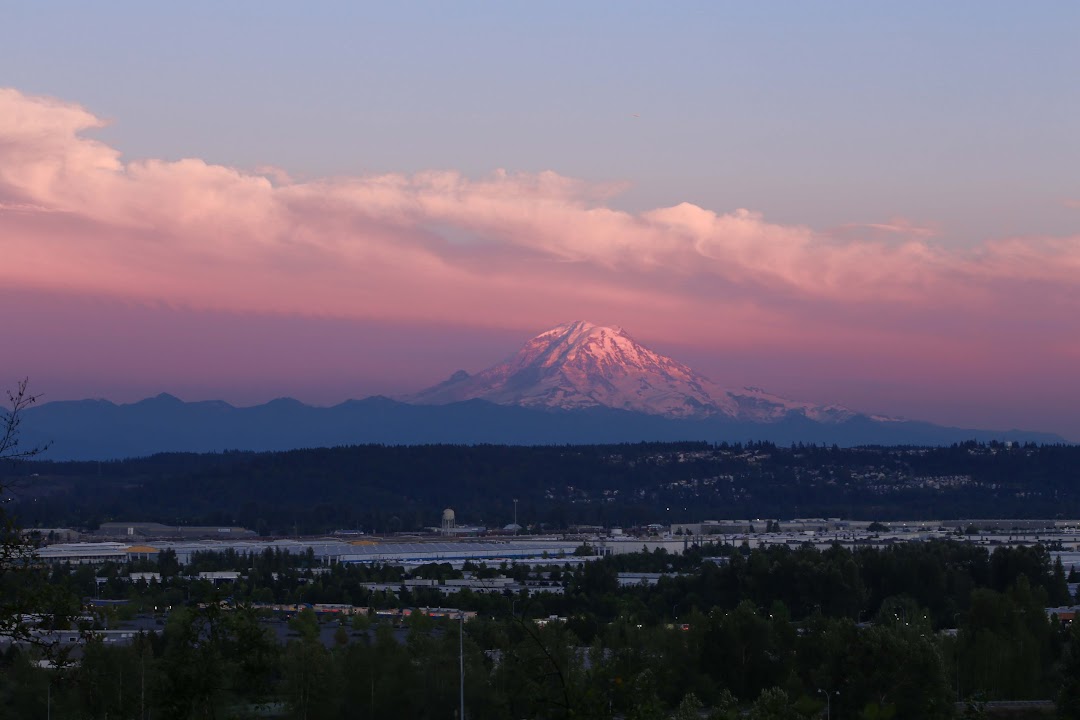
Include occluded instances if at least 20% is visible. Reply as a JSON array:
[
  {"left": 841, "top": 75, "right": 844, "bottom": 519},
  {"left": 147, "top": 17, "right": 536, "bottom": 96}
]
[{"left": 97, "top": 522, "right": 255, "bottom": 539}]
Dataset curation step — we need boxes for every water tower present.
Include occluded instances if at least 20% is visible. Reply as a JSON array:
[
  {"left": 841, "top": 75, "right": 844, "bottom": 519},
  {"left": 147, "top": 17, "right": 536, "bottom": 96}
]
[{"left": 441, "top": 508, "right": 456, "bottom": 533}]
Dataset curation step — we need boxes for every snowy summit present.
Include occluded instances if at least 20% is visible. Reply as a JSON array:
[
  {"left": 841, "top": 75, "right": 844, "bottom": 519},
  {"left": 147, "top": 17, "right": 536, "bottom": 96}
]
[{"left": 409, "top": 321, "right": 856, "bottom": 422}]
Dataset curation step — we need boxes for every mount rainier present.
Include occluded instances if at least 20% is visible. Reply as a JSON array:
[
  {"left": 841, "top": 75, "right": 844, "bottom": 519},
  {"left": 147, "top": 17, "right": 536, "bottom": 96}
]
[
  {"left": 409, "top": 320, "right": 858, "bottom": 423},
  {"left": 20, "top": 321, "right": 1063, "bottom": 459}
]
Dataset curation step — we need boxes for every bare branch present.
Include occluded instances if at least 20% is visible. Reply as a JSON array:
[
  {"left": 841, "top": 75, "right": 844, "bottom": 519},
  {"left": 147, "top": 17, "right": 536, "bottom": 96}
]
[
  {"left": 0, "top": 377, "right": 50, "bottom": 462},
  {"left": 0, "top": 379, "right": 62, "bottom": 650}
]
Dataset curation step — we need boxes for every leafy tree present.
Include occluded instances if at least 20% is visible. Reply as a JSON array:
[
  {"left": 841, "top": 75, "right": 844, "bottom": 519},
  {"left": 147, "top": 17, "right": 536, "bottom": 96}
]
[
  {"left": 959, "top": 578, "right": 1057, "bottom": 700},
  {"left": 1059, "top": 622, "right": 1080, "bottom": 719},
  {"left": 282, "top": 636, "right": 340, "bottom": 720},
  {"left": 671, "top": 692, "right": 704, "bottom": 720},
  {"left": 700, "top": 601, "right": 787, "bottom": 700},
  {"left": 1051, "top": 557, "right": 1071, "bottom": 605},
  {"left": 156, "top": 606, "right": 229, "bottom": 719},
  {"left": 157, "top": 548, "right": 181, "bottom": 578},
  {"left": 333, "top": 623, "right": 349, "bottom": 647},
  {"left": 288, "top": 607, "right": 319, "bottom": 641},
  {"left": 623, "top": 666, "right": 664, "bottom": 720},
  {"left": 846, "top": 625, "right": 951, "bottom": 719},
  {"left": 229, "top": 605, "right": 280, "bottom": 706},
  {"left": 76, "top": 638, "right": 142, "bottom": 718},
  {"left": 748, "top": 687, "right": 798, "bottom": 720},
  {"left": 707, "top": 689, "right": 740, "bottom": 720},
  {"left": 351, "top": 611, "right": 371, "bottom": 632}
]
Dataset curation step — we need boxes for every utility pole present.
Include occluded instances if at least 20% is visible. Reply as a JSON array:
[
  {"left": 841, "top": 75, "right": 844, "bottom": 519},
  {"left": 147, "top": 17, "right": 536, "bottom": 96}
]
[
  {"left": 459, "top": 613, "right": 465, "bottom": 720},
  {"left": 512, "top": 498, "right": 518, "bottom": 528}
]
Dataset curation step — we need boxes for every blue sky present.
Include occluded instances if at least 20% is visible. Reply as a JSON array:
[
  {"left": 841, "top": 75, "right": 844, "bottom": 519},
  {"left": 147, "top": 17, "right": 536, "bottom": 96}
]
[{"left": 4, "top": 1, "right": 1077, "bottom": 239}]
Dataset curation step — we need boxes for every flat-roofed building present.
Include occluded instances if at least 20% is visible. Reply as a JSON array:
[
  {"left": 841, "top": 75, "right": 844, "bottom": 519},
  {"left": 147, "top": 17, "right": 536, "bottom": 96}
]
[
  {"left": 98, "top": 522, "right": 255, "bottom": 540},
  {"left": 36, "top": 542, "right": 129, "bottom": 565}
]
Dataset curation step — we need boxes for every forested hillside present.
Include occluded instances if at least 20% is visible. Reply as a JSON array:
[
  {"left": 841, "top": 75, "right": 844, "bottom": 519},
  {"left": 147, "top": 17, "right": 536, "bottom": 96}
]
[{"left": 5, "top": 442, "right": 1080, "bottom": 533}]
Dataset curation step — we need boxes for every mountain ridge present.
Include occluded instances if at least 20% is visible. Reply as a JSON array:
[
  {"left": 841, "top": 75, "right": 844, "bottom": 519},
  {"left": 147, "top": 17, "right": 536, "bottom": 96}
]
[
  {"left": 19, "top": 393, "right": 1065, "bottom": 461},
  {"left": 14, "top": 321, "right": 1068, "bottom": 459}
]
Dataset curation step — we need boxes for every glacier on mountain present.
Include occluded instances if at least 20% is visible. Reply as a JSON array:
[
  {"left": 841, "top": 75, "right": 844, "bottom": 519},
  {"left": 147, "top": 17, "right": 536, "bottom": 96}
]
[{"left": 409, "top": 320, "right": 860, "bottom": 423}]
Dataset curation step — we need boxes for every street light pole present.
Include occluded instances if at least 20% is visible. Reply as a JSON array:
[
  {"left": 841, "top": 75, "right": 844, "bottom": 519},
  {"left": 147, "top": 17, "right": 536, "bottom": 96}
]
[
  {"left": 818, "top": 688, "right": 837, "bottom": 720},
  {"left": 459, "top": 612, "right": 465, "bottom": 720},
  {"left": 954, "top": 612, "right": 962, "bottom": 702}
]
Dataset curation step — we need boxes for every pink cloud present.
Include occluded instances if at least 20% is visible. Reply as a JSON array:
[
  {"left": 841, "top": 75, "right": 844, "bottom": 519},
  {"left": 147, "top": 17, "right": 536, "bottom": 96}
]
[
  {"left": 2, "top": 86, "right": 1079, "bottom": 432},
  {"left": 3, "top": 87, "right": 1076, "bottom": 317}
]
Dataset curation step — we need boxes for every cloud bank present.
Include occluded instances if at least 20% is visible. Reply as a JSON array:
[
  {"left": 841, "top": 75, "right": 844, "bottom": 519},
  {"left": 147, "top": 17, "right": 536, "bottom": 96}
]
[{"left": 2, "top": 87, "right": 1078, "bottom": 393}]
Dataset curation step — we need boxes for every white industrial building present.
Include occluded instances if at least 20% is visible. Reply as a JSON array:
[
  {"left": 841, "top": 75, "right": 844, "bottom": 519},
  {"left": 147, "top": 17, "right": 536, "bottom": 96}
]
[{"left": 34, "top": 537, "right": 593, "bottom": 567}]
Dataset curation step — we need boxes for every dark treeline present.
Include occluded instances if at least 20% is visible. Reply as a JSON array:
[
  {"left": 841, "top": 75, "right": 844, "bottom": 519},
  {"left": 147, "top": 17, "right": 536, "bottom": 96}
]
[
  {"left": 46, "top": 540, "right": 1080, "bottom": 629},
  {"left": 5, "top": 441, "right": 1080, "bottom": 534},
  {"left": 4, "top": 540, "right": 1080, "bottom": 718}
]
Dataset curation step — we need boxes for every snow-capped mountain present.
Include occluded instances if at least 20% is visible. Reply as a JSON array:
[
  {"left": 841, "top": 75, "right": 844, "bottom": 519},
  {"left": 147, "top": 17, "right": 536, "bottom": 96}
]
[
  {"left": 21, "top": 320, "right": 1063, "bottom": 459},
  {"left": 408, "top": 320, "right": 859, "bottom": 423}
]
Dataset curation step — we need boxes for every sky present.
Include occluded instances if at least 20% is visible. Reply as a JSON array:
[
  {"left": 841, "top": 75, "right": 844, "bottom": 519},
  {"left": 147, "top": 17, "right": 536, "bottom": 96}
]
[{"left": 1, "top": 2, "right": 1079, "bottom": 438}]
